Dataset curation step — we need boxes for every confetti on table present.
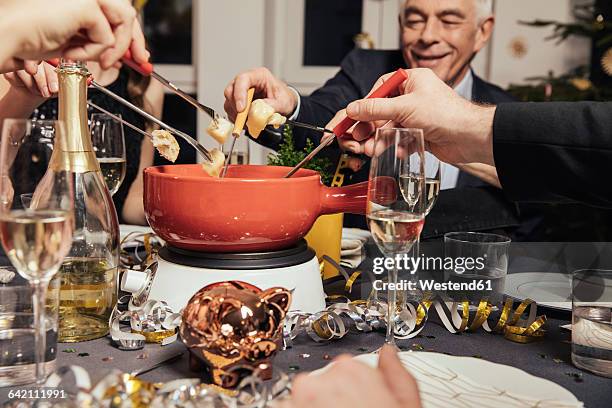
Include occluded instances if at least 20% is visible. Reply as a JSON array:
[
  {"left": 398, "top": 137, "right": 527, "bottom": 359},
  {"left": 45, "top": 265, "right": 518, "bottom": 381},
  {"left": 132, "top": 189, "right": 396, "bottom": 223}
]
[
  {"left": 136, "top": 353, "right": 148, "bottom": 360},
  {"left": 77, "top": 353, "right": 90, "bottom": 357},
  {"left": 553, "top": 358, "right": 564, "bottom": 364},
  {"left": 565, "top": 372, "right": 584, "bottom": 383},
  {"left": 357, "top": 347, "right": 369, "bottom": 353},
  {"left": 411, "top": 344, "right": 424, "bottom": 351},
  {"left": 323, "top": 354, "right": 332, "bottom": 360},
  {"left": 289, "top": 365, "right": 300, "bottom": 372},
  {"left": 62, "top": 348, "right": 77, "bottom": 353},
  {"left": 425, "top": 335, "right": 436, "bottom": 339},
  {"left": 102, "top": 357, "right": 114, "bottom": 362},
  {"left": 299, "top": 353, "right": 310, "bottom": 359}
]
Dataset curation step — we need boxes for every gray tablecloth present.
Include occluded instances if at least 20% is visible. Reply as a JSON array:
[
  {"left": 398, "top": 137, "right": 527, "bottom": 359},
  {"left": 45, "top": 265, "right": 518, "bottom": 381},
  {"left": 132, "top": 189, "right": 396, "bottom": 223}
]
[
  {"left": 2, "top": 242, "right": 611, "bottom": 407},
  {"left": 1, "top": 315, "right": 607, "bottom": 407}
]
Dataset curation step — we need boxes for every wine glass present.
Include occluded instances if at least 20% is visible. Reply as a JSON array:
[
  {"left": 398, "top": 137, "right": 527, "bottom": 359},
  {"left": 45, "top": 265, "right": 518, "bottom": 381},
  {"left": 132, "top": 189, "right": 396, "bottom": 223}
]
[
  {"left": 366, "top": 128, "right": 426, "bottom": 347},
  {"left": 400, "top": 152, "right": 441, "bottom": 303},
  {"left": 0, "top": 119, "right": 74, "bottom": 384},
  {"left": 90, "top": 113, "right": 126, "bottom": 195}
]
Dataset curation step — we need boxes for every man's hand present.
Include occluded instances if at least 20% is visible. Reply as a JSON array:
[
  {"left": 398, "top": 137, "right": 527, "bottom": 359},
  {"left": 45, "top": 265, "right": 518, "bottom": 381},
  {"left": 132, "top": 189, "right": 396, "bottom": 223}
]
[
  {"left": 2, "top": 0, "right": 148, "bottom": 73},
  {"left": 224, "top": 67, "right": 298, "bottom": 121},
  {"left": 278, "top": 345, "right": 421, "bottom": 408},
  {"left": 338, "top": 68, "right": 496, "bottom": 166}
]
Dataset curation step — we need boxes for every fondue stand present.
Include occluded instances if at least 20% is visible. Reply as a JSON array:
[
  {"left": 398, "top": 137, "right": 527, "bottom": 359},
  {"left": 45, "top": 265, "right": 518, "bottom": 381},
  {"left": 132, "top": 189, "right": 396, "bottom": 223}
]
[{"left": 121, "top": 239, "right": 326, "bottom": 313}]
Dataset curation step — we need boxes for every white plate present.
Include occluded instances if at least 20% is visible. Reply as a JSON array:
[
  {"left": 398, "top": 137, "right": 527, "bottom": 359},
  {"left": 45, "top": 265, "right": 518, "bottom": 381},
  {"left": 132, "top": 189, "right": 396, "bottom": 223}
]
[
  {"left": 505, "top": 272, "right": 572, "bottom": 311},
  {"left": 312, "top": 352, "right": 581, "bottom": 407}
]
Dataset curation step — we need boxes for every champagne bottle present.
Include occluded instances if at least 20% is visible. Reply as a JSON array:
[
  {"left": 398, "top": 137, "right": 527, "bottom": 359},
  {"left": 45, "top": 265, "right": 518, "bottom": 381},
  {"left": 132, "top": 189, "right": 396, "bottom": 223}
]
[{"left": 49, "top": 60, "right": 119, "bottom": 342}]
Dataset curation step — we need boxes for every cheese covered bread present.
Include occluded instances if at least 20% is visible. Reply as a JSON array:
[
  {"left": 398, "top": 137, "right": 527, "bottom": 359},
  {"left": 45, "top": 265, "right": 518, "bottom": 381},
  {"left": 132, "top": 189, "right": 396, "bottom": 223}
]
[
  {"left": 151, "top": 130, "right": 180, "bottom": 162},
  {"left": 201, "top": 148, "right": 226, "bottom": 178},
  {"left": 246, "top": 99, "right": 287, "bottom": 138},
  {"left": 206, "top": 118, "right": 234, "bottom": 144}
]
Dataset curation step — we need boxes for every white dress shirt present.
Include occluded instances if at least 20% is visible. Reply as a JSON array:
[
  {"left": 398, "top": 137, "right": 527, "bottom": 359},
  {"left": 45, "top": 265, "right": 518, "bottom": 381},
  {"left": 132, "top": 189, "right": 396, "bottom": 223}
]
[{"left": 440, "top": 69, "right": 474, "bottom": 190}]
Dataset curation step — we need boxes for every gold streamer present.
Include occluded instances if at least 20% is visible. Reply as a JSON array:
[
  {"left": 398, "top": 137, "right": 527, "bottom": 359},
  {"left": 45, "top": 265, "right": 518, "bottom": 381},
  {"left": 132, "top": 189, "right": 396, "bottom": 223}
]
[
  {"left": 344, "top": 271, "right": 362, "bottom": 293},
  {"left": 131, "top": 328, "right": 177, "bottom": 344}
]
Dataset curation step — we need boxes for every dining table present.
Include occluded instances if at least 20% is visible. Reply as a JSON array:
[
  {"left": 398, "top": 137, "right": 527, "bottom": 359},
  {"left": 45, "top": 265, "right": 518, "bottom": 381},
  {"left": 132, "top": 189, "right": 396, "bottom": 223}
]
[{"left": 1, "top": 241, "right": 610, "bottom": 407}]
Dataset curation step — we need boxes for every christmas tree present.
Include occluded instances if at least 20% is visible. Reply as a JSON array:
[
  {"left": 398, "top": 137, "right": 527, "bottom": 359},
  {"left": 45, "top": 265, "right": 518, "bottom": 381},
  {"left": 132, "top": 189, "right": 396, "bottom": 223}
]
[{"left": 509, "top": 0, "right": 612, "bottom": 101}]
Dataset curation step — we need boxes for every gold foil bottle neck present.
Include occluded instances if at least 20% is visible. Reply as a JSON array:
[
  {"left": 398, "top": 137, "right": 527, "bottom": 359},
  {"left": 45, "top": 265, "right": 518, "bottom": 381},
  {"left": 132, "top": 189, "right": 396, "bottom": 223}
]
[{"left": 50, "top": 60, "right": 98, "bottom": 173}]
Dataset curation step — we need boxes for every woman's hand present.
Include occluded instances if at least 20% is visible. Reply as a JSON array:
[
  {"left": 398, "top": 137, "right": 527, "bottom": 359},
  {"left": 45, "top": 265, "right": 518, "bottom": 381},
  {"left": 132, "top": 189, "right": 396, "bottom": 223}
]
[{"left": 4, "top": 61, "right": 58, "bottom": 100}]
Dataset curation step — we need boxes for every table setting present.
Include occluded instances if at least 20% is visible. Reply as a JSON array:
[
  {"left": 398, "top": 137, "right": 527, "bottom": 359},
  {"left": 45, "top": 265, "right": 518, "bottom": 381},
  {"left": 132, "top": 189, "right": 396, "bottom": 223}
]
[{"left": 0, "top": 58, "right": 610, "bottom": 408}]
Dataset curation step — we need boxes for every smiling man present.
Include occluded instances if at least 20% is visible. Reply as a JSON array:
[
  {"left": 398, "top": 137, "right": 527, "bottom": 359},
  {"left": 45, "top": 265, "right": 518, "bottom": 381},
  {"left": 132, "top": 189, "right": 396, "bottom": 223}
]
[{"left": 225, "top": 0, "right": 522, "bottom": 237}]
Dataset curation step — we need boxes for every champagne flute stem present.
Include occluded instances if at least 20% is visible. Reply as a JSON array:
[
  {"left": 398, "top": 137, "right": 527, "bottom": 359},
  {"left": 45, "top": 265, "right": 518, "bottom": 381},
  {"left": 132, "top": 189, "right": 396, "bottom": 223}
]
[
  {"left": 386, "top": 259, "right": 398, "bottom": 346},
  {"left": 32, "top": 279, "right": 49, "bottom": 385}
]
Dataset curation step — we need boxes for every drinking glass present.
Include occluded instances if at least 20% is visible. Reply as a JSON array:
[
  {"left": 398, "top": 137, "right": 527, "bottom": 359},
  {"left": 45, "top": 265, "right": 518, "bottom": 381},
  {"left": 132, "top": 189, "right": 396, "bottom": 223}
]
[
  {"left": 222, "top": 135, "right": 250, "bottom": 165},
  {"left": 572, "top": 269, "right": 612, "bottom": 378},
  {"left": 443, "top": 232, "right": 511, "bottom": 306},
  {"left": 90, "top": 113, "right": 126, "bottom": 195},
  {"left": 366, "top": 128, "right": 426, "bottom": 347},
  {"left": 0, "top": 119, "right": 74, "bottom": 384},
  {"left": 0, "top": 272, "right": 59, "bottom": 386},
  {"left": 401, "top": 151, "right": 441, "bottom": 303}
]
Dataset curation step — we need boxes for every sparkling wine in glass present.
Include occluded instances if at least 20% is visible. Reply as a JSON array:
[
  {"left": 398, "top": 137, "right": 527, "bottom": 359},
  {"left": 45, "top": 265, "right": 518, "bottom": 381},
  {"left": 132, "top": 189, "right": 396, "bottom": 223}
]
[
  {"left": 366, "top": 128, "right": 426, "bottom": 347},
  {"left": 90, "top": 113, "right": 126, "bottom": 195},
  {"left": 0, "top": 119, "right": 74, "bottom": 384},
  {"left": 399, "top": 151, "right": 441, "bottom": 215},
  {"left": 399, "top": 151, "right": 441, "bottom": 305}
]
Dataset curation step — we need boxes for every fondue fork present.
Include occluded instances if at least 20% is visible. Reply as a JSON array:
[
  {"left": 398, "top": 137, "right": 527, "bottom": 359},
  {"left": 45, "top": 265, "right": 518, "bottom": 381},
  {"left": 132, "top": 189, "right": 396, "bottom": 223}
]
[
  {"left": 286, "top": 120, "right": 334, "bottom": 135},
  {"left": 88, "top": 102, "right": 154, "bottom": 140},
  {"left": 121, "top": 51, "right": 220, "bottom": 122},
  {"left": 284, "top": 69, "right": 409, "bottom": 178},
  {"left": 46, "top": 59, "right": 213, "bottom": 163},
  {"left": 221, "top": 87, "right": 255, "bottom": 178}
]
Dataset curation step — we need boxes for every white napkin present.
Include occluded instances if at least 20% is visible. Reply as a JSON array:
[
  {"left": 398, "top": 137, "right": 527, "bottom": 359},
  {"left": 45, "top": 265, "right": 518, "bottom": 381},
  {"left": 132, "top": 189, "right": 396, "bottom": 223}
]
[{"left": 340, "top": 228, "right": 371, "bottom": 268}]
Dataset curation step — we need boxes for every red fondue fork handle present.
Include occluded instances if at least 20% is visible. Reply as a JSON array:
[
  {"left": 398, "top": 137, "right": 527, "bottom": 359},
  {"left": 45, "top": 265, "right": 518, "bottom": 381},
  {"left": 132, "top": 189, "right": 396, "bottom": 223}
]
[
  {"left": 332, "top": 68, "right": 409, "bottom": 137},
  {"left": 284, "top": 69, "right": 409, "bottom": 178}
]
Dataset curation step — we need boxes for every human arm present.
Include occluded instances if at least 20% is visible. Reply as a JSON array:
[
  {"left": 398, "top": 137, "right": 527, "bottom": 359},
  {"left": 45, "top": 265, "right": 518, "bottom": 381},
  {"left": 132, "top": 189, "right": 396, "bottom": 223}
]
[
  {"left": 0, "top": 0, "right": 148, "bottom": 73},
  {"left": 121, "top": 80, "right": 164, "bottom": 225}
]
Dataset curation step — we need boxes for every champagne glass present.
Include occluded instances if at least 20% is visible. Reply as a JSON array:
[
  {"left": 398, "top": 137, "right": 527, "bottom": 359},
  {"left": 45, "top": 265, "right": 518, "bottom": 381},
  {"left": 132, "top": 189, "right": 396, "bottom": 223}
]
[
  {"left": 90, "top": 113, "right": 126, "bottom": 195},
  {"left": 400, "top": 152, "right": 441, "bottom": 303},
  {"left": 0, "top": 119, "right": 74, "bottom": 384},
  {"left": 366, "top": 128, "right": 426, "bottom": 347}
]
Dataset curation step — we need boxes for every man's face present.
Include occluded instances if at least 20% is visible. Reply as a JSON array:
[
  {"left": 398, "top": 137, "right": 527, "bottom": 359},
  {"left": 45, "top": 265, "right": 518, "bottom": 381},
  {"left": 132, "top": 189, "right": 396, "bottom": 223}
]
[{"left": 400, "top": 0, "right": 492, "bottom": 86}]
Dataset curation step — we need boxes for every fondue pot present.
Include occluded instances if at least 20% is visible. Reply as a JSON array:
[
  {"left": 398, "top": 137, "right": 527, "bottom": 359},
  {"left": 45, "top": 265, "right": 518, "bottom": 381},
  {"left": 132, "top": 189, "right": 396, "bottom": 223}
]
[{"left": 144, "top": 164, "right": 369, "bottom": 253}]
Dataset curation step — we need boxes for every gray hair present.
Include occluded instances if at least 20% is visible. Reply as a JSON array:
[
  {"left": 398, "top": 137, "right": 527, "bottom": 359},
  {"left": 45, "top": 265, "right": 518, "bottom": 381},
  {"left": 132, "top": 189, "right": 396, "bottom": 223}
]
[{"left": 475, "top": 0, "right": 494, "bottom": 22}]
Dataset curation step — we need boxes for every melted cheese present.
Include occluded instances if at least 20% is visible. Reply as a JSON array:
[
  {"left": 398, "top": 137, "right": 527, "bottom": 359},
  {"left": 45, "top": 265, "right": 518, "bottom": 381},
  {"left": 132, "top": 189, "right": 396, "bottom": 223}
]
[
  {"left": 246, "top": 99, "right": 287, "bottom": 138},
  {"left": 206, "top": 118, "right": 234, "bottom": 144},
  {"left": 151, "top": 130, "right": 180, "bottom": 162},
  {"left": 201, "top": 148, "right": 226, "bottom": 178}
]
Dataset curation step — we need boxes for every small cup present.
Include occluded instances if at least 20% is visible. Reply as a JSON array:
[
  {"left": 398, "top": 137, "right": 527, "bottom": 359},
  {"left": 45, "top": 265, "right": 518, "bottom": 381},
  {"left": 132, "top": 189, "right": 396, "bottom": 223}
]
[
  {"left": 443, "top": 232, "right": 511, "bottom": 304},
  {"left": 0, "top": 271, "right": 60, "bottom": 386},
  {"left": 571, "top": 269, "right": 612, "bottom": 378}
]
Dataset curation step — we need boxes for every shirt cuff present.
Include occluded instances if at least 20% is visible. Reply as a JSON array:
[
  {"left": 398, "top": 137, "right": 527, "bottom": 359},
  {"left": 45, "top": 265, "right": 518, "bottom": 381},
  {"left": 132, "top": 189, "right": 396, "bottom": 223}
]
[{"left": 287, "top": 86, "right": 301, "bottom": 121}]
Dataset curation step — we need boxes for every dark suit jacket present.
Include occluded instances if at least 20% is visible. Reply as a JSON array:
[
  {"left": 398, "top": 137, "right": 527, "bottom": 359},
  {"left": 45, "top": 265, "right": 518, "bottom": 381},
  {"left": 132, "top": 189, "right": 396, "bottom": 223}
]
[
  {"left": 495, "top": 102, "right": 612, "bottom": 207},
  {"left": 258, "top": 49, "right": 522, "bottom": 239}
]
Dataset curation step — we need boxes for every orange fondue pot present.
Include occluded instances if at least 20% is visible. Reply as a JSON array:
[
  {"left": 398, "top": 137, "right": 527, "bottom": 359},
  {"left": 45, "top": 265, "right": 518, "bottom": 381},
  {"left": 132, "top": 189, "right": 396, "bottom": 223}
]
[{"left": 144, "top": 165, "right": 369, "bottom": 252}]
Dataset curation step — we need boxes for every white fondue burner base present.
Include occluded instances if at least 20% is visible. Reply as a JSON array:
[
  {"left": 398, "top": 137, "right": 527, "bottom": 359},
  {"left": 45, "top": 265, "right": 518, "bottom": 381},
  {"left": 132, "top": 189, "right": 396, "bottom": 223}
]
[{"left": 121, "top": 240, "right": 326, "bottom": 313}]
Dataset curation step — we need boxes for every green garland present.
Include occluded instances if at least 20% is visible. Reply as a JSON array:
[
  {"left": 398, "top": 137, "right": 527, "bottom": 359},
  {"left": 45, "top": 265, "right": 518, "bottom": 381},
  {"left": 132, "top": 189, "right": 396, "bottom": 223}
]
[{"left": 267, "top": 126, "right": 334, "bottom": 185}]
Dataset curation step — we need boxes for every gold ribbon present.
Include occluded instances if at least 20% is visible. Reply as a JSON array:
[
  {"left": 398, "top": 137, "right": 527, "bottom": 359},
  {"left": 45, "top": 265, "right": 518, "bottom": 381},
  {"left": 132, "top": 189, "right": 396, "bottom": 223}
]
[
  {"left": 345, "top": 271, "right": 362, "bottom": 293},
  {"left": 431, "top": 297, "right": 546, "bottom": 343},
  {"left": 131, "top": 328, "right": 178, "bottom": 344}
]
